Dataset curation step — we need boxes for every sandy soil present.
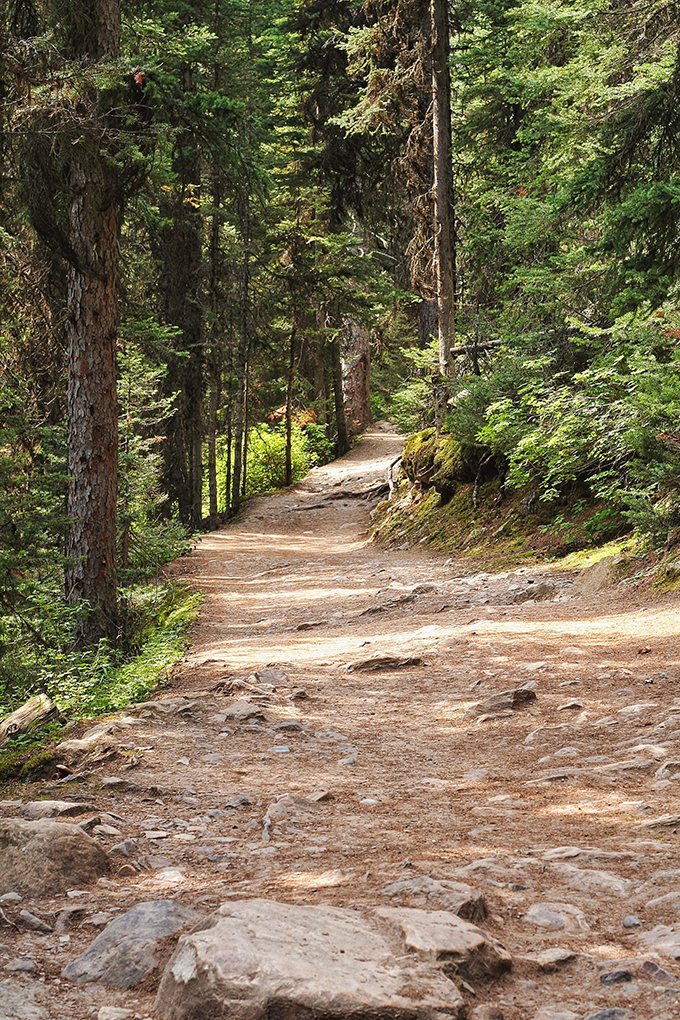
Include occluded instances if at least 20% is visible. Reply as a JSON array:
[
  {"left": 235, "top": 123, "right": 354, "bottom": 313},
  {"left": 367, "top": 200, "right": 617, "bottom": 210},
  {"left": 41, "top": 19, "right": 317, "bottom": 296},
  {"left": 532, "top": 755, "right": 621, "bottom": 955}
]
[{"left": 3, "top": 423, "right": 680, "bottom": 1020}]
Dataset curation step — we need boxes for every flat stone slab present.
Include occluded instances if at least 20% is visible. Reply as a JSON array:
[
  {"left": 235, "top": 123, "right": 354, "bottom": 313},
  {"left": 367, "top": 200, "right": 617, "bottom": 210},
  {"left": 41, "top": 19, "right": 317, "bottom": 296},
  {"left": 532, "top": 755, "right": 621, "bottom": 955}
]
[
  {"left": 20, "top": 800, "right": 90, "bottom": 820},
  {"left": 155, "top": 899, "right": 466, "bottom": 1019},
  {"left": 0, "top": 818, "right": 109, "bottom": 897},
  {"left": 63, "top": 900, "right": 202, "bottom": 989},
  {"left": 376, "top": 906, "right": 512, "bottom": 983}
]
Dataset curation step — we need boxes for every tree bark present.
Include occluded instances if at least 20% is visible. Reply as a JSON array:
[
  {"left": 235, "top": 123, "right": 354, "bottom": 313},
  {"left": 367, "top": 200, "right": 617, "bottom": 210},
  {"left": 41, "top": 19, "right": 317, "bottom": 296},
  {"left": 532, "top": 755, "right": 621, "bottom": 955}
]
[
  {"left": 158, "top": 71, "right": 203, "bottom": 531},
  {"left": 331, "top": 338, "right": 350, "bottom": 456},
  {"left": 341, "top": 316, "right": 372, "bottom": 435},
  {"left": 63, "top": 0, "right": 121, "bottom": 646},
  {"left": 285, "top": 315, "right": 296, "bottom": 488},
  {"left": 231, "top": 193, "right": 250, "bottom": 516},
  {"left": 430, "top": 0, "right": 455, "bottom": 379}
]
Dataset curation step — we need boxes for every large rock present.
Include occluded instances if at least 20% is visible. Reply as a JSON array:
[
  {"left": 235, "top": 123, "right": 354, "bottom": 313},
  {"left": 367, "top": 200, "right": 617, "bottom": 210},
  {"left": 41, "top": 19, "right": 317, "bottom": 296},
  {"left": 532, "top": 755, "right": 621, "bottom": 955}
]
[
  {"left": 0, "top": 818, "right": 110, "bottom": 897},
  {"left": 0, "top": 979, "right": 47, "bottom": 1020},
  {"left": 382, "top": 877, "right": 487, "bottom": 922},
  {"left": 637, "top": 924, "right": 680, "bottom": 959},
  {"left": 376, "top": 907, "right": 512, "bottom": 983},
  {"left": 57, "top": 715, "right": 143, "bottom": 762},
  {"left": 574, "top": 555, "right": 632, "bottom": 596},
  {"left": 155, "top": 899, "right": 466, "bottom": 1020},
  {"left": 20, "top": 800, "right": 91, "bottom": 821},
  {"left": 63, "top": 900, "right": 202, "bottom": 989}
]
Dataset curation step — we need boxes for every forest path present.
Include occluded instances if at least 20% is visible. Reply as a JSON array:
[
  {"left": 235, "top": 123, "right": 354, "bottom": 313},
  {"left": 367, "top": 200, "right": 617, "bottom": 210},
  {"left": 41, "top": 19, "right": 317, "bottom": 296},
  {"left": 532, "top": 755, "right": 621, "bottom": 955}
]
[{"left": 7, "top": 424, "right": 680, "bottom": 1020}]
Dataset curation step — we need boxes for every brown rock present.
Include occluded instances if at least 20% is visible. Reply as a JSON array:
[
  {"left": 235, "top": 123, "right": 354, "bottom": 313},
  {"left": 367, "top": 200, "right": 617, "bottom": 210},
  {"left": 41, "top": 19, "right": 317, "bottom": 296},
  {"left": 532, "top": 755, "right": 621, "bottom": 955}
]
[{"left": 0, "top": 818, "right": 110, "bottom": 897}]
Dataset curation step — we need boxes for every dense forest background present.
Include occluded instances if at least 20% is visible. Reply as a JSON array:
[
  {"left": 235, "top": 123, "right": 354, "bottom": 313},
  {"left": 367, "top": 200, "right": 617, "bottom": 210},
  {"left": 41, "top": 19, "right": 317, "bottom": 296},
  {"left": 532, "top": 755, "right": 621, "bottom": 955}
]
[{"left": 2, "top": 0, "right": 680, "bottom": 721}]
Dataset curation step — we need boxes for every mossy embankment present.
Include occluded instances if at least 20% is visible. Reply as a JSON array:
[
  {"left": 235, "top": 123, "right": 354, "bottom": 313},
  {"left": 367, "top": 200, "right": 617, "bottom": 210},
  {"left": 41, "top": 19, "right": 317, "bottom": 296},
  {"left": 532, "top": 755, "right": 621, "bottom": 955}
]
[{"left": 372, "top": 428, "right": 636, "bottom": 568}]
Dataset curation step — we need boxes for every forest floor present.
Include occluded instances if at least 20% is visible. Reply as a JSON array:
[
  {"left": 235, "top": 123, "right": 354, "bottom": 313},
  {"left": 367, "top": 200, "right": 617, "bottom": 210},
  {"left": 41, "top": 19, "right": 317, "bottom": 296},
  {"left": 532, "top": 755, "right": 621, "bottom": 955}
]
[{"left": 4, "top": 423, "right": 680, "bottom": 1020}]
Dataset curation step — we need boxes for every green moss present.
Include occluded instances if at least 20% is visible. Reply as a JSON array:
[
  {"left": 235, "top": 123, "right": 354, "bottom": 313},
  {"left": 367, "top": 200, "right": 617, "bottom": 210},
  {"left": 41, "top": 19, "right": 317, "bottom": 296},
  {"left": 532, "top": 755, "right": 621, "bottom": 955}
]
[
  {"left": 401, "top": 429, "right": 438, "bottom": 482},
  {"left": 0, "top": 750, "right": 21, "bottom": 781},
  {"left": 20, "top": 750, "right": 57, "bottom": 779},
  {"left": 655, "top": 556, "right": 680, "bottom": 590}
]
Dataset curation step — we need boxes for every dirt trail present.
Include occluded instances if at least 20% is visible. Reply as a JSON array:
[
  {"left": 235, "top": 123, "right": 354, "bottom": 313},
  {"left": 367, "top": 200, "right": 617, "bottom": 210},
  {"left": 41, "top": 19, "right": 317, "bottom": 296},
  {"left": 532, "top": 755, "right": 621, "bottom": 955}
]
[{"left": 4, "top": 424, "right": 680, "bottom": 1020}]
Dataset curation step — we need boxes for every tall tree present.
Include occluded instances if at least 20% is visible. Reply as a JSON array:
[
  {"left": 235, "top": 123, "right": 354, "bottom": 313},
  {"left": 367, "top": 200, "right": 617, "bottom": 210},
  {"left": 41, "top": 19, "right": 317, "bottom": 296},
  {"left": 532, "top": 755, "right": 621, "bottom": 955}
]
[
  {"left": 62, "top": 0, "right": 122, "bottom": 645},
  {"left": 430, "top": 0, "right": 455, "bottom": 379}
]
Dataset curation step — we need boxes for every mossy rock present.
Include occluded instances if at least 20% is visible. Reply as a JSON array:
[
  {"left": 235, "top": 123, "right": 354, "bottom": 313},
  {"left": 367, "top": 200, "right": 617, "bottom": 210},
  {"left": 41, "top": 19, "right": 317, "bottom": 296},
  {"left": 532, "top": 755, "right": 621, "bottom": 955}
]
[
  {"left": 401, "top": 431, "right": 492, "bottom": 497},
  {"left": 656, "top": 556, "right": 680, "bottom": 591},
  {"left": 401, "top": 429, "right": 438, "bottom": 482}
]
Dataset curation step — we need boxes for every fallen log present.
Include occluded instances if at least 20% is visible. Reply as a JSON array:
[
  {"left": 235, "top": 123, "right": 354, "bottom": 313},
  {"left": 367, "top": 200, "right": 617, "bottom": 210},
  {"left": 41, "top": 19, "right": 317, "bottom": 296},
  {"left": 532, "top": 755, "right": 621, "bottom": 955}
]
[{"left": 0, "top": 693, "right": 61, "bottom": 747}]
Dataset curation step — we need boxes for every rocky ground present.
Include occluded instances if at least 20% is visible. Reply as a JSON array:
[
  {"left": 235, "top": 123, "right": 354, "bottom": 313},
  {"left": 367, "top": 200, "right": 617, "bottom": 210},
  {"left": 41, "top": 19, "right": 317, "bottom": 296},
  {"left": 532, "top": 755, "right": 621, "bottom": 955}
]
[{"left": 2, "top": 423, "right": 680, "bottom": 1020}]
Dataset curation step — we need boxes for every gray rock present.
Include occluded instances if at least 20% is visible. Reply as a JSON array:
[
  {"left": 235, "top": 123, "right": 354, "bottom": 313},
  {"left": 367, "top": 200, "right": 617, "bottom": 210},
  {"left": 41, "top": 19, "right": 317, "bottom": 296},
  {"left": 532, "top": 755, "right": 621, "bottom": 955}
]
[
  {"left": 272, "top": 720, "right": 303, "bottom": 732},
  {"left": 600, "top": 968, "right": 632, "bottom": 985},
  {"left": 549, "top": 863, "right": 631, "bottom": 896},
  {"left": 532, "top": 1011, "right": 579, "bottom": 1020},
  {"left": 347, "top": 654, "right": 423, "bottom": 673},
  {"left": 223, "top": 700, "right": 266, "bottom": 723},
  {"left": 0, "top": 893, "right": 21, "bottom": 904},
  {"left": 225, "top": 793, "right": 253, "bottom": 809},
  {"left": 0, "top": 978, "right": 47, "bottom": 1020},
  {"left": 155, "top": 899, "right": 465, "bottom": 1020},
  {"left": 643, "top": 959, "right": 677, "bottom": 981},
  {"left": 525, "top": 902, "right": 589, "bottom": 931},
  {"left": 622, "top": 916, "right": 641, "bottom": 929},
  {"left": 255, "top": 667, "right": 289, "bottom": 685},
  {"left": 290, "top": 688, "right": 308, "bottom": 700},
  {"left": 18, "top": 910, "right": 52, "bottom": 933},
  {"left": 468, "top": 686, "right": 537, "bottom": 718},
  {"left": 382, "top": 876, "right": 487, "bottom": 922},
  {"left": 20, "top": 801, "right": 90, "bottom": 820},
  {"left": 62, "top": 900, "right": 202, "bottom": 989},
  {"left": 574, "top": 555, "right": 631, "bottom": 595},
  {"left": 471, "top": 1007, "right": 504, "bottom": 1020},
  {"left": 4, "top": 960, "right": 37, "bottom": 974},
  {"left": 520, "top": 947, "right": 576, "bottom": 972},
  {"left": 375, "top": 906, "right": 511, "bottom": 982},
  {"left": 97, "top": 1009, "right": 135, "bottom": 1020},
  {"left": 583, "top": 1012, "right": 629, "bottom": 1020},
  {"left": 637, "top": 924, "right": 680, "bottom": 959},
  {"left": 0, "top": 818, "right": 110, "bottom": 897}
]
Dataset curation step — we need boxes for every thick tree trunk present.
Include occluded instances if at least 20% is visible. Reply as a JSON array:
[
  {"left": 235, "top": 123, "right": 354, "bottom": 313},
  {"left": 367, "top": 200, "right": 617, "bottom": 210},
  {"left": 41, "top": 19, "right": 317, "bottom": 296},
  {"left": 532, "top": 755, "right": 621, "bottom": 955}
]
[
  {"left": 341, "top": 316, "right": 372, "bottom": 435},
  {"left": 331, "top": 338, "right": 350, "bottom": 457},
  {"left": 207, "top": 180, "right": 221, "bottom": 529},
  {"left": 430, "top": 0, "right": 455, "bottom": 378},
  {"left": 63, "top": 0, "right": 121, "bottom": 646},
  {"left": 231, "top": 195, "right": 250, "bottom": 516}
]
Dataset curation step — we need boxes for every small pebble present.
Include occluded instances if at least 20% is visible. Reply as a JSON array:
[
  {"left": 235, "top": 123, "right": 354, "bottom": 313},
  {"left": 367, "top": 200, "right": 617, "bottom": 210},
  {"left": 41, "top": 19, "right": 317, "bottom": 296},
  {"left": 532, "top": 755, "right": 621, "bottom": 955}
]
[
  {"left": 0, "top": 892, "right": 22, "bottom": 904},
  {"left": 623, "top": 915, "right": 641, "bottom": 928}
]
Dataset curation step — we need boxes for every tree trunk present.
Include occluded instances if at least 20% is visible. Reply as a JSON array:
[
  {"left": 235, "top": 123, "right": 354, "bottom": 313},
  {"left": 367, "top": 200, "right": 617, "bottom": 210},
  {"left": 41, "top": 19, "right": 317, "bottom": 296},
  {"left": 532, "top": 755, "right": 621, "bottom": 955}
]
[
  {"left": 207, "top": 177, "right": 221, "bottom": 529},
  {"left": 231, "top": 194, "right": 250, "bottom": 516},
  {"left": 285, "top": 316, "right": 296, "bottom": 488},
  {"left": 224, "top": 365, "right": 233, "bottom": 516},
  {"left": 331, "top": 338, "right": 350, "bottom": 456},
  {"left": 63, "top": 0, "right": 121, "bottom": 646},
  {"left": 241, "top": 358, "right": 249, "bottom": 497},
  {"left": 208, "top": 358, "right": 220, "bottom": 528},
  {"left": 341, "top": 316, "right": 372, "bottom": 435},
  {"left": 430, "top": 0, "right": 455, "bottom": 379},
  {"left": 158, "top": 72, "right": 203, "bottom": 530}
]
